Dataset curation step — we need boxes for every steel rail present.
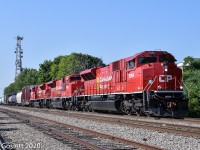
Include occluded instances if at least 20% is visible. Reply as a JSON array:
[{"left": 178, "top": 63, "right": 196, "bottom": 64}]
[
  {"left": 1, "top": 105, "right": 200, "bottom": 138},
  {"left": 184, "top": 118, "right": 200, "bottom": 124},
  {"left": 31, "top": 115, "right": 162, "bottom": 150},
  {"left": 0, "top": 110, "right": 105, "bottom": 150},
  {"left": 0, "top": 136, "right": 5, "bottom": 150},
  {"left": 29, "top": 122, "right": 105, "bottom": 150},
  {"left": 63, "top": 112, "right": 200, "bottom": 138},
  {"left": 0, "top": 108, "right": 162, "bottom": 150},
  {"left": 3, "top": 105, "right": 200, "bottom": 124}
]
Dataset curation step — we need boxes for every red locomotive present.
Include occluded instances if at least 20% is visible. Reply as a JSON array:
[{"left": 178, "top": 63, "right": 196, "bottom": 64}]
[{"left": 15, "top": 51, "right": 188, "bottom": 117}]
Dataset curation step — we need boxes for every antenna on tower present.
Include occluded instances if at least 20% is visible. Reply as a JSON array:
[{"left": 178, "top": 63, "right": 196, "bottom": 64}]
[{"left": 15, "top": 35, "right": 23, "bottom": 80}]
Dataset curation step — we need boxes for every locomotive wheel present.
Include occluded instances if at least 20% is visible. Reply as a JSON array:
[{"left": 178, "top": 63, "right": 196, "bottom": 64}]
[
  {"left": 120, "top": 102, "right": 132, "bottom": 115},
  {"left": 145, "top": 113, "right": 151, "bottom": 117},
  {"left": 46, "top": 100, "right": 51, "bottom": 109},
  {"left": 88, "top": 105, "right": 93, "bottom": 112},
  {"left": 39, "top": 101, "right": 44, "bottom": 108},
  {"left": 125, "top": 109, "right": 132, "bottom": 115},
  {"left": 71, "top": 105, "right": 78, "bottom": 111},
  {"left": 81, "top": 106, "right": 86, "bottom": 112},
  {"left": 65, "top": 101, "right": 71, "bottom": 110},
  {"left": 90, "top": 107, "right": 94, "bottom": 112},
  {"left": 83, "top": 105, "right": 90, "bottom": 112},
  {"left": 135, "top": 109, "right": 142, "bottom": 116},
  {"left": 30, "top": 103, "right": 34, "bottom": 107},
  {"left": 62, "top": 100, "right": 69, "bottom": 110}
]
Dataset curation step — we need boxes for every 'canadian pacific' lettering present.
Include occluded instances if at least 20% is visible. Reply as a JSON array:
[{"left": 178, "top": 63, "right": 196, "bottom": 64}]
[
  {"left": 100, "top": 76, "right": 112, "bottom": 82},
  {"left": 159, "top": 75, "right": 173, "bottom": 82}
]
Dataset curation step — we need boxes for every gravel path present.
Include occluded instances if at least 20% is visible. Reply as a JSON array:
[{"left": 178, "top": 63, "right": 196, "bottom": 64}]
[
  {"left": 1, "top": 106, "right": 200, "bottom": 150},
  {"left": 0, "top": 111, "right": 72, "bottom": 150}
]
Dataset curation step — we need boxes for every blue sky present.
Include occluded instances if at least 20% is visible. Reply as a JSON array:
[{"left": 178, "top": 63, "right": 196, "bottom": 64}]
[{"left": 0, "top": 0, "right": 200, "bottom": 96}]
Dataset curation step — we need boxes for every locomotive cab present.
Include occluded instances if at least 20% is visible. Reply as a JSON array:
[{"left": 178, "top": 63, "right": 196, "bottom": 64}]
[{"left": 132, "top": 51, "right": 188, "bottom": 117}]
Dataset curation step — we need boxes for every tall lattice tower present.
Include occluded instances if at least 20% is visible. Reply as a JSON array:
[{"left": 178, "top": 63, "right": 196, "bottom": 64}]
[{"left": 15, "top": 35, "right": 23, "bottom": 80}]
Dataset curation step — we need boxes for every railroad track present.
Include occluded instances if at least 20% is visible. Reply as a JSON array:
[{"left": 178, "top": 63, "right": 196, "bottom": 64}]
[
  {"left": 0, "top": 108, "right": 161, "bottom": 150},
  {"left": 0, "top": 134, "right": 5, "bottom": 150},
  {"left": 183, "top": 118, "right": 200, "bottom": 124},
  {"left": 2, "top": 105, "right": 200, "bottom": 138},
  {"left": 16, "top": 106, "right": 200, "bottom": 138},
  {"left": 61, "top": 112, "right": 200, "bottom": 138},
  {"left": 4, "top": 105, "right": 200, "bottom": 124},
  {"left": 7, "top": 105, "right": 200, "bottom": 124}
]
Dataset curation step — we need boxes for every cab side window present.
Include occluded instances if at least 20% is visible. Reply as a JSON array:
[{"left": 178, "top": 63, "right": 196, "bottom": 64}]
[
  {"left": 128, "top": 59, "right": 135, "bottom": 69},
  {"left": 66, "top": 80, "right": 69, "bottom": 84}
]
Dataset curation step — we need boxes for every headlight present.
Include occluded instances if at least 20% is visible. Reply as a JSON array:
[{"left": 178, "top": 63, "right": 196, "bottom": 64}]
[
  {"left": 180, "top": 86, "right": 183, "bottom": 90},
  {"left": 158, "top": 85, "right": 162, "bottom": 90},
  {"left": 164, "top": 65, "right": 168, "bottom": 72},
  {"left": 148, "top": 80, "right": 153, "bottom": 84}
]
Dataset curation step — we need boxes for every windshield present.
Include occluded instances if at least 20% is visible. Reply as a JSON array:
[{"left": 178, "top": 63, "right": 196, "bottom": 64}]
[
  {"left": 70, "top": 76, "right": 81, "bottom": 81},
  {"left": 160, "top": 57, "right": 175, "bottom": 63},
  {"left": 138, "top": 57, "right": 157, "bottom": 64}
]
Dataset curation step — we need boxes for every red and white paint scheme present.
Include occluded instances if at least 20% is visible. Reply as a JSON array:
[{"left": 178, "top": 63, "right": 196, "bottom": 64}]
[{"left": 7, "top": 50, "right": 188, "bottom": 117}]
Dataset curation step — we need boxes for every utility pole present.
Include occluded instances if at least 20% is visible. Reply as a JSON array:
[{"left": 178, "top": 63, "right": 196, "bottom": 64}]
[{"left": 15, "top": 35, "right": 23, "bottom": 80}]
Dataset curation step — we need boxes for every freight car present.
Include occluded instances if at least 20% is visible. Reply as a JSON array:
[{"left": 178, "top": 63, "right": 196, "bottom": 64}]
[
  {"left": 3, "top": 86, "right": 34, "bottom": 106},
  {"left": 16, "top": 92, "right": 22, "bottom": 105},
  {"left": 10, "top": 50, "right": 188, "bottom": 117},
  {"left": 21, "top": 86, "right": 34, "bottom": 106},
  {"left": 8, "top": 94, "right": 17, "bottom": 105}
]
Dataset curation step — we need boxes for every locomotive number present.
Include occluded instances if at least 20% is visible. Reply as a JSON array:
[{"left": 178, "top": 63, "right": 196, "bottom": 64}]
[{"left": 159, "top": 75, "right": 172, "bottom": 82}]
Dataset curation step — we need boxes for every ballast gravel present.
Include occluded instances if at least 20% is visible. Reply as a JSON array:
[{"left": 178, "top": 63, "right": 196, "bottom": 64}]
[
  {"left": 65, "top": 110, "right": 200, "bottom": 128},
  {"left": 1, "top": 106, "right": 200, "bottom": 150},
  {"left": 0, "top": 111, "right": 72, "bottom": 150}
]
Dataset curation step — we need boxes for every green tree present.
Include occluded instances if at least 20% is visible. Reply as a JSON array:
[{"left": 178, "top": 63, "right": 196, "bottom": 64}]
[
  {"left": 4, "top": 82, "right": 16, "bottom": 94},
  {"left": 183, "top": 57, "right": 200, "bottom": 117},
  {"left": 57, "top": 53, "right": 105, "bottom": 79},
  {"left": 4, "top": 52, "right": 105, "bottom": 95},
  {"left": 4, "top": 68, "right": 38, "bottom": 94},
  {"left": 37, "top": 60, "right": 53, "bottom": 84},
  {"left": 50, "top": 56, "right": 64, "bottom": 80},
  {"left": 15, "top": 68, "right": 38, "bottom": 91}
]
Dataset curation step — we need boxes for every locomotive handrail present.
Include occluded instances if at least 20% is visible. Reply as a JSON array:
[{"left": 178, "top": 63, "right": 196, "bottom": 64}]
[
  {"left": 154, "top": 90, "right": 184, "bottom": 93},
  {"left": 73, "top": 85, "right": 84, "bottom": 97}
]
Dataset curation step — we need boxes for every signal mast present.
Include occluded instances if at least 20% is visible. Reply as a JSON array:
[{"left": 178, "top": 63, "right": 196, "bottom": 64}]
[{"left": 15, "top": 36, "right": 23, "bottom": 80}]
